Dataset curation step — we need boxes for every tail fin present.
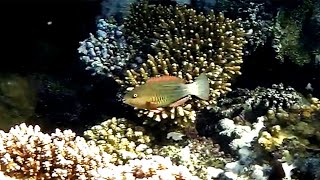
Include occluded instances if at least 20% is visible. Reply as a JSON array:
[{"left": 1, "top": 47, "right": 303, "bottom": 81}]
[{"left": 187, "top": 73, "right": 210, "bottom": 100}]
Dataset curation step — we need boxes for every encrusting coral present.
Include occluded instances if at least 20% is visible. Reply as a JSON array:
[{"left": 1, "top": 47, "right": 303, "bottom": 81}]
[
  {"left": 0, "top": 123, "right": 199, "bottom": 180},
  {"left": 117, "top": 0, "right": 246, "bottom": 128},
  {"left": 254, "top": 97, "right": 320, "bottom": 178},
  {"left": 258, "top": 97, "right": 320, "bottom": 153},
  {"left": 271, "top": 0, "right": 314, "bottom": 66},
  {"left": 153, "top": 133, "right": 231, "bottom": 179},
  {"left": 209, "top": 83, "right": 308, "bottom": 122},
  {"left": 84, "top": 117, "right": 154, "bottom": 165}
]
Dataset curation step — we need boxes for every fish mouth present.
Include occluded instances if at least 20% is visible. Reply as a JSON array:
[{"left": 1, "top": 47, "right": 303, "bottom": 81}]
[{"left": 123, "top": 99, "right": 131, "bottom": 106}]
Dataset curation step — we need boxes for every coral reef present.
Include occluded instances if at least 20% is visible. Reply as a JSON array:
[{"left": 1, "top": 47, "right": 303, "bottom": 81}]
[
  {"left": 78, "top": 18, "right": 135, "bottom": 77},
  {"left": 119, "top": 0, "right": 246, "bottom": 127},
  {"left": 0, "top": 172, "right": 16, "bottom": 180},
  {"left": 70, "top": 0, "right": 320, "bottom": 179},
  {"left": 153, "top": 133, "right": 231, "bottom": 179},
  {"left": 0, "top": 123, "right": 111, "bottom": 179},
  {"left": 212, "top": 116, "right": 274, "bottom": 179},
  {"left": 84, "top": 117, "right": 154, "bottom": 165},
  {"left": 196, "top": 83, "right": 320, "bottom": 179},
  {"left": 115, "top": 155, "right": 200, "bottom": 180},
  {"left": 255, "top": 97, "right": 320, "bottom": 179},
  {"left": 258, "top": 97, "right": 320, "bottom": 153},
  {"left": 0, "top": 123, "right": 199, "bottom": 180},
  {"left": 271, "top": 0, "right": 314, "bottom": 66},
  {"left": 214, "top": 0, "right": 274, "bottom": 54},
  {"left": 210, "top": 83, "right": 308, "bottom": 121}
]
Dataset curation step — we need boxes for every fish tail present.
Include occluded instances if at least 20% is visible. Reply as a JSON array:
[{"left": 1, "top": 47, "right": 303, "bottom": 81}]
[{"left": 187, "top": 73, "right": 210, "bottom": 100}]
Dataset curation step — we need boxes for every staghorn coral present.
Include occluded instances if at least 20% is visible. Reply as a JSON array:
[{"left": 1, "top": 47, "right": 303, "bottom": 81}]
[
  {"left": 84, "top": 117, "right": 154, "bottom": 165},
  {"left": 0, "top": 123, "right": 200, "bottom": 180},
  {"left": 120, "top": 0, "right": 246, "bottom": 127},
  {"left": 0, "top": 123, "right": 112, "bottom": 179}
]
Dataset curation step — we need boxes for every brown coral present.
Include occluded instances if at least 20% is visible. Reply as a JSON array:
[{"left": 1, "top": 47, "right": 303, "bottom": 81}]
[
  {"left": 0, "top": 123, "right": 111, "bottom": 179},
  {"left": 0, "top": 123, "right": 200, "bottom": 179},
  {"left": 119, "top": 1, "right": 246, "bottom": 128},
  {"left": 259, "top": 97, "right": 320, "bottom": 153}
]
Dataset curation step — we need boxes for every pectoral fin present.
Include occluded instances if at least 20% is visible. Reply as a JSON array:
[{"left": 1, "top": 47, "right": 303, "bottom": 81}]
[{"left": 146, "top": 101, "right": 158, "bottom": 110}]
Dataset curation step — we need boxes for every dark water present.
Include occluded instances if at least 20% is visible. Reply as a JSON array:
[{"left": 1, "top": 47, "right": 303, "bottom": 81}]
[{"left": 0, "top": 0, "right": 126, "bottom": 133}]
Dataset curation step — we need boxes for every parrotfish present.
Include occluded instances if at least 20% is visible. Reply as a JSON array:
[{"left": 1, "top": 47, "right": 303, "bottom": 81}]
[{"left": 123, "top": 73, "right": 210, "bottom": 110}]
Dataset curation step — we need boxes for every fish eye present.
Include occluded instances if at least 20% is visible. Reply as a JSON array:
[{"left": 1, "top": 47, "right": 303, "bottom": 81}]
[{"left": 132, "top": 94, "right": 138, "bottom": 98}]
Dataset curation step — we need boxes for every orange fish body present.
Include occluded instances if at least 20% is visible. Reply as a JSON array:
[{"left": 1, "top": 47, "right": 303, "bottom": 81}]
[{"left": 123, "top": 73, "right": 210, "bottom": 110}]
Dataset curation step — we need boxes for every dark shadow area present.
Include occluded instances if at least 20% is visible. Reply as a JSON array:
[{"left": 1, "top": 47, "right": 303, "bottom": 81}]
[
  {"left": 0, "top": 1, "right": 131, "bottom": 134},
  {"left": 233, "top": 39, "right": 317, "bottom": 96}
]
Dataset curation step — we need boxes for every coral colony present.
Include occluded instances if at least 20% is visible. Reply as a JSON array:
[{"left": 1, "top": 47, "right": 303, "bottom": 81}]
[{"left": 1, "top": 0, "right": 320, "bottom": 179}]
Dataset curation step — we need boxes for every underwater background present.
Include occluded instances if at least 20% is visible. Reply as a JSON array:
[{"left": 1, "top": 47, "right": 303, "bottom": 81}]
[{"left": 0, "top": 0, "right": 320, "bottom": 179}]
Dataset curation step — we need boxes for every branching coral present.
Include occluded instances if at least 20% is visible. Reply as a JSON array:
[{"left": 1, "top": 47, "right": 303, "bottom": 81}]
[
  {"left": 78, "top": 18, "right": 136, "bottom": 77},
  {"left": 0, "top": 123, "right": 200, "bottom": 180},
  {"left": 0, "top": 123, "right": 111, "bottom": 179},
  {"left": 116, "top": 155, "right": 200, "bottom": 180},
  {"left": 84, "top": 117, "right": 154, "bottom": 165},
  {"left": 118, "top": 0, "right": 246, "bottom": 127}
]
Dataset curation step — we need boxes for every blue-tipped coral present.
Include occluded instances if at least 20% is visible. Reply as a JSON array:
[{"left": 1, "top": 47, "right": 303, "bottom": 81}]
[{"left": 78, "top": 19, "right": 135, "bottom": 77}]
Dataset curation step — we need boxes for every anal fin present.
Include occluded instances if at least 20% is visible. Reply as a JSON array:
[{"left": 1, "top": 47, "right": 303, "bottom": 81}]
[{"left": 169, "top": 96, "right": 191, "bottom": 107}]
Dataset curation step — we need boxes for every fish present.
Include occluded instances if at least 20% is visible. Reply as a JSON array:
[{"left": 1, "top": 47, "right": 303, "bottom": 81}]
[{"left": 123, "top": 73, "right": 210, "bottom": 110}]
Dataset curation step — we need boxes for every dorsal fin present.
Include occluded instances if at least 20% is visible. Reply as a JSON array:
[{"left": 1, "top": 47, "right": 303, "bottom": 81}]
[{"left": 146, "top": 75, "right": 185, "bottom": 83}]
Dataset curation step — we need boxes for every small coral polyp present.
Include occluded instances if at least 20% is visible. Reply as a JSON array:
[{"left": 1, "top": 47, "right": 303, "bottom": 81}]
[{"left": 120, "top": 1, "right": 246, "bottom": 126}]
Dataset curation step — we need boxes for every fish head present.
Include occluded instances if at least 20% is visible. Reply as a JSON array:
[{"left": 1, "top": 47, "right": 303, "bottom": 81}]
[{"left": 123, "top": 86, "right": 150, "bottom": 109}]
